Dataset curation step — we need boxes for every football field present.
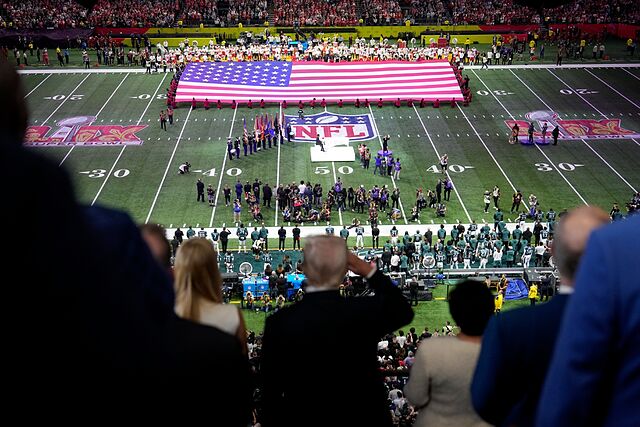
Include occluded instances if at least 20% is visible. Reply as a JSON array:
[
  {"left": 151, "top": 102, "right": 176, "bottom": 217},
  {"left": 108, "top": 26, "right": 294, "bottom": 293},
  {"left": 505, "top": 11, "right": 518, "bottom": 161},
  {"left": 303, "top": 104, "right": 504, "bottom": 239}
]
[{"left": 22, "top": 64, "right": 640, "bottom": 231}]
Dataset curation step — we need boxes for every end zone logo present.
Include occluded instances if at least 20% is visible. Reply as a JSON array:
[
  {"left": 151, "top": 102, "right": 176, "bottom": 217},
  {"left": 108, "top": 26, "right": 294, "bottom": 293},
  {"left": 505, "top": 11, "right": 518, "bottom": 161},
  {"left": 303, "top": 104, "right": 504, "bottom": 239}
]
[
  {"left": 25, "top": 116, "right": 148, "bottom": 147},
  {"left": 505, "top": 110, "right": 640, "bottom": 143},
  {"left": 285, "top": 111, "right": 376, "bottom": 143}
]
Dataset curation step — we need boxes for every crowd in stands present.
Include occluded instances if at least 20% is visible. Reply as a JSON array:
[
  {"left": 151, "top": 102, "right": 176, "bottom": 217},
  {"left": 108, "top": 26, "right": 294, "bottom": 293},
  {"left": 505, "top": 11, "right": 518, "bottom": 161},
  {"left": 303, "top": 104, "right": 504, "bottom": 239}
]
[
  {"left": 406, "top": 0, "right": 445, "bottom": 24},
  {"left": 450, "top": 0, "right": 535, "bottom": 25},
  {"left": 360, "top": 0, "right": 403, "bottom": 25},
  {"left": 226, "top": 0, "right": 268, "bottom": 26},
  {"left": 181, "top": 0, "right": 218, "bottom": 25},
  {"left": 272, "top": 0, "right": 358, "bottom": 26},
  {"left": 87, "top": 0, "right": 178, "bottom": 27},
  {"left": 0, "top": 0, "right": 88, "bottom": 29},
  {"left": 545, "top": 0, "right": 640, "bottom": 24},
  {"left": 1, "top": 0, "right": 640, "bottom": 29}
]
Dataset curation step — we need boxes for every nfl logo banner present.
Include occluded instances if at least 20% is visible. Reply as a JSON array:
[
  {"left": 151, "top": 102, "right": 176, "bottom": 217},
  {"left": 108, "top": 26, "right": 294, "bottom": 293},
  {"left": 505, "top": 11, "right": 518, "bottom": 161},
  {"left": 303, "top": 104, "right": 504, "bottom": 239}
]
[{"left": 286, "top": 111, "right": 376, "bottom": 143}]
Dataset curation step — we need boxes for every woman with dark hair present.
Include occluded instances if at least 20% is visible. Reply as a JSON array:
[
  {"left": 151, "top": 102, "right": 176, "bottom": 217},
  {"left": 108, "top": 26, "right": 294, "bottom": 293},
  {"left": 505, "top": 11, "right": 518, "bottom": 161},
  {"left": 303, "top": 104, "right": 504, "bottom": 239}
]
[{"left": 405, "top": 280, "right": 494, "bottom": 427}]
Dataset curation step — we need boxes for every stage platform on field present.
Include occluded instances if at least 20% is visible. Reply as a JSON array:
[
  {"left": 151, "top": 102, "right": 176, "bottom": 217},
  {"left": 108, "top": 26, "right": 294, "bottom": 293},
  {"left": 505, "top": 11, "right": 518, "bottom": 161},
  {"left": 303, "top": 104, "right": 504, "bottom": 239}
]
[{"left": 310, "top": 136, "right": 356, "bottom": 162}]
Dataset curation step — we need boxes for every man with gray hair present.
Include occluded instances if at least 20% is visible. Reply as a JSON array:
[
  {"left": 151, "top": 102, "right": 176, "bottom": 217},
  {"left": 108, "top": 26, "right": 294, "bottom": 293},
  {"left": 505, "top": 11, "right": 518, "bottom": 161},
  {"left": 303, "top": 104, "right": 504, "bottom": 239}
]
[
  {"left": 261, "top": 235, "right": 414, "bottom": 427},
  {"left": 471, "top": 206, "right": 610, "bottom": 427}
]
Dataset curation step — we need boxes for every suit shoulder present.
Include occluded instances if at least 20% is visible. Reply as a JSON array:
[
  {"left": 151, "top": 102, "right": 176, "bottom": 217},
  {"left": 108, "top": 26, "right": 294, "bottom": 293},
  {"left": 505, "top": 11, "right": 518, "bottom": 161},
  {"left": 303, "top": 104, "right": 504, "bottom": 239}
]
[
  {"left": 495, "top": 298, "right": 567, "bottom": 333},
  {"left": 492, "top": 304, "right": 540, "bottom": 333},
  {"left": 594, "top": 216, "right": 640, "bottom": 247}
]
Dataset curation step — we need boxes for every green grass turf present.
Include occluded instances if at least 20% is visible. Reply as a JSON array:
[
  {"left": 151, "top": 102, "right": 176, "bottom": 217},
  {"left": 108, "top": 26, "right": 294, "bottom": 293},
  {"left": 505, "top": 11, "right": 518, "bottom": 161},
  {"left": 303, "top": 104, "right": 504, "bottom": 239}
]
[
  {"left": 23, "top": 65, "right": 640, "bottom": 229},
  {"left": 235, "top": 283, "right": 533, "bottom": 334}
]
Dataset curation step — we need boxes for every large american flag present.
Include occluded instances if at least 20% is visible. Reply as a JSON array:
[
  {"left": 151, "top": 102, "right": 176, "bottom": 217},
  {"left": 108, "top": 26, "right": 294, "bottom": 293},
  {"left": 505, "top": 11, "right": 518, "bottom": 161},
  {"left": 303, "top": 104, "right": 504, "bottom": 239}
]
[{"left": 175, "top": 60, "right": 463, "bottom": 103}]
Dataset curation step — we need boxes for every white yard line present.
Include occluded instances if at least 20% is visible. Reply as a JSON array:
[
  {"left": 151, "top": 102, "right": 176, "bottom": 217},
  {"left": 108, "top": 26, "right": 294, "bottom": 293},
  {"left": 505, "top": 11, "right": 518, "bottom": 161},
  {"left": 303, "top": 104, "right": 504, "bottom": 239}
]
[
  {"left": 58, "top": 144, "right": 76, "bottom": 166},
  {"left": 458, "top": 63, "right": 640, "bottom": 70},
  {"left": 45, "top": 74, "right": 90, "bottom": 126},
  {"left": 134, "top": 75, "right": 169, "bottom": 127},
  {"left": 368, "top": 105, "right": 408, "bottom": 224},
  {"left": 18, "top": 68, "right": 148, "bottom": 74},
  {"left": 59, "top": 73, "right": 130, "bottom": 167},
  {"left": 546, "top": 69, "right": 638, "bottom": 193},
  {"left": 455, "top": 103, "right": 529, "bottom": 210},
  {"left": 583, "top": 143, "right": 638, "bottom": 192},
  {"left": 584, "top": 69, "right": 640, "bottom": 110},
  {"left": 53, "top": 74, "right": 91, "bottom": 166},
  {"left": 91, "top": 73, "right": 167, "bottom": 205},
  {"left": 331, "top": 161, "right": 344, "bottom": 226},
  {"left": 473, "top": 70, "right": 588, "bottom": 205},
  {"left": 24, "top": 73, "right": 52, "bottom": 98},
  {"left": 632, "top": 139, "right": 640, "bottom": 147},
  {"left": 95, "top": 73, "right": 130, "bottom": 117},
  {"left": 145, "top": 106, "right": 194, "bottom": 224},
  {"left": 412, "top": 105, "right": 472, "bottom": 222},
  {"left": 547, "top": 69, "right": 608, "bottom": 116},
  {"left": 209, "top": 107, "right": 238, "bottom": 227},
  {"left": 91, "top": 146, "right": 127, "bottom": 205},
  {"left": 275, "top": 103, "right": 282, "bottom": 227},
  {"left": 622, "top": 68, "right": 640, "bottom": 81}
]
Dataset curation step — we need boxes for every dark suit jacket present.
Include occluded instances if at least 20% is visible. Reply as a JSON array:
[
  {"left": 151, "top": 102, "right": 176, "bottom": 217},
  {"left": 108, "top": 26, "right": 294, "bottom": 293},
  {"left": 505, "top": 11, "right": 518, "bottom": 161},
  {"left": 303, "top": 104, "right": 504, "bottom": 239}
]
[
  {"left": 2, "top": 138, "right": 250, "bottom": 419},
  {"left": 537, "top": 216, "right": 640, "bottom": 427},
  {"left": 471, "top": 294, "right": 569, "bottom": 427},
  {"left": 261, "top": 270, "right": 414, "bottom": 427}
]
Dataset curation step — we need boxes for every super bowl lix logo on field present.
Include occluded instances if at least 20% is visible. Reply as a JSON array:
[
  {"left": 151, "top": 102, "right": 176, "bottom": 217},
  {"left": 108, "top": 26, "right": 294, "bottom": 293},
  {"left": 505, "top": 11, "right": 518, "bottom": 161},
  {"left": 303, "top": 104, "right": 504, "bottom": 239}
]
[
  {"left": 285, "top": 111, "right": 376, "bottom": 143},
  {"left": 24, "top": 116, "right": 148, "bottom": 147},
  {"left": 505, "top": 110, "right": 640, "bottom": 143}
]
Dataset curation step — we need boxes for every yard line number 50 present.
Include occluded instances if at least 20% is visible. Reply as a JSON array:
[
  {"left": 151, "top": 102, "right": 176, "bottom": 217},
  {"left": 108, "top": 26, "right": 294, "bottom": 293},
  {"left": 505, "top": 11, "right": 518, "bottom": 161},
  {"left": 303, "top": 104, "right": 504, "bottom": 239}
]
[{"left": 315, "top": 166, "right": 353, "bottom": 175}]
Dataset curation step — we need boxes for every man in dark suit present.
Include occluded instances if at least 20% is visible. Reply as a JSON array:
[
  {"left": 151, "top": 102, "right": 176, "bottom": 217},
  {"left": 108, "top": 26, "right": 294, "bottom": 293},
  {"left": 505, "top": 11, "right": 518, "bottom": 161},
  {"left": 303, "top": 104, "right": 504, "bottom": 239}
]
[
  {"left": 263, "top": 182, "right": 272, "bottom": 208},
  {"left": 261, "top": 236, "right": 414, "bottom": 427},
  {"left": 537, "top": 213, "right": 640, "bottom": 427},
  {"left": 471, "top": 206, "right": 609, "bottom": 427},
  {"left": 196, "top": 178, "right": 205, "bottom": 202},
  {"left": 409, "top": 276, "right": 419, "bottom": 306}
]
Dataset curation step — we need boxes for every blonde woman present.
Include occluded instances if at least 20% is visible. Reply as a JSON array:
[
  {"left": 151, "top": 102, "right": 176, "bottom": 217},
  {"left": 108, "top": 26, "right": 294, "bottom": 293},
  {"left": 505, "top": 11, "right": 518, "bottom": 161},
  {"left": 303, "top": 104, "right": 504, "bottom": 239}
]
[{"left": 174, "top": 238, "right": 247, "bottom": 354}]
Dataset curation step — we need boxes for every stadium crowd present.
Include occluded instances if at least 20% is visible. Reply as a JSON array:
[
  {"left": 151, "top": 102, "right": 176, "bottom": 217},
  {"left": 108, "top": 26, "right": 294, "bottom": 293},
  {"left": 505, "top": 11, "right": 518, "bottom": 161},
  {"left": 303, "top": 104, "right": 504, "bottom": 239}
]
[
  {"left": 449, "top": 0, "right": 535, "bottom": 25},
  {"left": 181, "top": 0, "right": 219, "bottom": 26},
  {"left": 544, "top": 0, "right": 640, "bottom": 24},
  {"left": 1, "top": 0, "right": 640, "bottom": 28},
  {"left": 225, "top": 0, "right": 269, "bottom": 26},
  {"left": 0, "top": 0, "right": 88, "bottom": 29},
  {"left": 87, "top": 0, "right": 178, "bottom": 27},
  {"left": 272, "top": 0, "right": 358, "bottom": 26},
  {"left": 360, "top": 0, "right": 403, "bottom": 25}
]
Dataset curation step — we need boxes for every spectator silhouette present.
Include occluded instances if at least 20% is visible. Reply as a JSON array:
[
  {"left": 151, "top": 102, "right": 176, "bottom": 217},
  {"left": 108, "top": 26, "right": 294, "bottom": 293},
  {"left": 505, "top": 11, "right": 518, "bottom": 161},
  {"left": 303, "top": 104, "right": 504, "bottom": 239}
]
[
  {"left": 471, "top": 206, "right": 609, "bottom": 427},
  {"left": 1, "top": 61, "right": 250, "bottom": 422},
  {"left": 536, "top": 213, "right": 640, "bottom": 426},
  {"left": 261, "top": 235, "right": 414, "bottom": 427},
  {"left": 404, "top": 280, "right": 494, "bottom": 427}
]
